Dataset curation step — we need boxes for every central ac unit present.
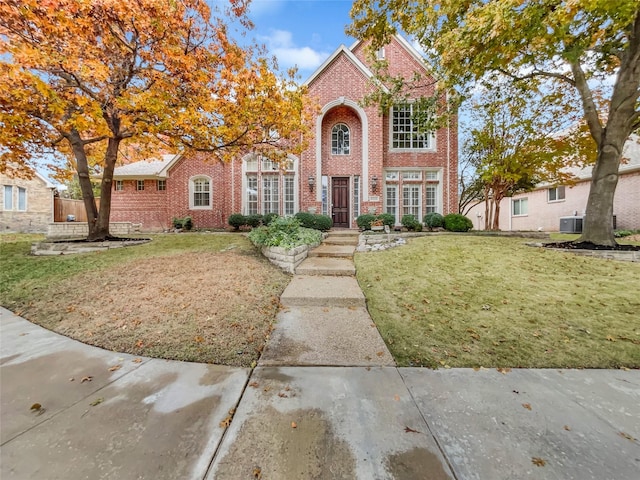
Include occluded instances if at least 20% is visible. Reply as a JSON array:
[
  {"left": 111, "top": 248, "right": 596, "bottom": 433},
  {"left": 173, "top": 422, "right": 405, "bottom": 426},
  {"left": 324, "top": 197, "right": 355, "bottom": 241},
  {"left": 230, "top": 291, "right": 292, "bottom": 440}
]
[{"left": 559, "top": 216, "right": 583, "bottom": 233}]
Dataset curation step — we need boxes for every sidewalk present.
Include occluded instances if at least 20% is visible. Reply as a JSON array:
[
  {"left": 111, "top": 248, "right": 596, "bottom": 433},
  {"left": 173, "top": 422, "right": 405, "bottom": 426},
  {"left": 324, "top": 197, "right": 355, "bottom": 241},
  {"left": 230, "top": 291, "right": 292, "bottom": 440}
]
[{"left": 2, "top": 230, "right": 639, "bottom": 479}]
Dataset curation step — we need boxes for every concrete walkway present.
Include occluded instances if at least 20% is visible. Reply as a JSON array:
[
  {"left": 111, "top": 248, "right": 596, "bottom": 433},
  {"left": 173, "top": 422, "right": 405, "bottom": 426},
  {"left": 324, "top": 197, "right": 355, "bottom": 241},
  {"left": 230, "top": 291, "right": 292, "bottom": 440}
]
[{"left": 2, "top": 230, "right": 639, "bottom": 479}]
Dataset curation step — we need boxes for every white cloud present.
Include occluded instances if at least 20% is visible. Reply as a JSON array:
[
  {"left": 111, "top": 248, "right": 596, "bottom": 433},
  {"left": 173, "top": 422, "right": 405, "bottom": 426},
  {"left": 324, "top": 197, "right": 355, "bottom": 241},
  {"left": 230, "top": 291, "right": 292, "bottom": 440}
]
[
  {"left": 245, "top": 0, "right": 286, "bottom": 17},
  {"left": 259, "top": 29, "right": 331, "bottom": 71}
]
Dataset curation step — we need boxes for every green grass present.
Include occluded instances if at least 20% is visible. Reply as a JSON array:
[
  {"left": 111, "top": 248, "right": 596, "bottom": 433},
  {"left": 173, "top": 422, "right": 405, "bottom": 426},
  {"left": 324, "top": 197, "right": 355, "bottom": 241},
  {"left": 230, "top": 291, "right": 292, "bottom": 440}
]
[{"left": 356, "top": 235, "right": 640, "bottom": 369}]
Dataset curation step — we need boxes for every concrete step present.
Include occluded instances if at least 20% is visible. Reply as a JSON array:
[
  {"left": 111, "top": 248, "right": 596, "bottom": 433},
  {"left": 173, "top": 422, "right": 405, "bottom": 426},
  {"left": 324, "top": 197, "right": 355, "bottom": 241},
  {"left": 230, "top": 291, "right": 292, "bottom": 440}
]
[
  {"left": 280, "top": 275, "right": 365, "bottom": 307},
  {"left": 308, "top": 244, "right": 355, "bottom": 258},
  {"left": 323, "top": 236, "right": 359, "bottom": 246},
  {"left": 294, "top": 257, "right": 356, "bottom": 276}
]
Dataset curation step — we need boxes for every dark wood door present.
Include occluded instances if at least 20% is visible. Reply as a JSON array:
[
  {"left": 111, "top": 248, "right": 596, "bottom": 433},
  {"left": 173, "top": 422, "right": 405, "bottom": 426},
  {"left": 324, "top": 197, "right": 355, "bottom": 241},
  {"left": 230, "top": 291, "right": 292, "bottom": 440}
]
[{"left": 332, "top": 177, "right": 349, "bottom": 227}]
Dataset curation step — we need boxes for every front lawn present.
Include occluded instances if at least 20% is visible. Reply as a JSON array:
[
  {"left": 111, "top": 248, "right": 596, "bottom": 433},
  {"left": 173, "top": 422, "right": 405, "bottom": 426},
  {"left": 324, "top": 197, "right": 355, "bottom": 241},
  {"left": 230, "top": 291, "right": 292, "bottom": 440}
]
[
  {"left": 1, "top": 233, "right": 290, "bottom": 367},
  {"left": 356, "top": 235, "right": 640, "bottom": 369}
]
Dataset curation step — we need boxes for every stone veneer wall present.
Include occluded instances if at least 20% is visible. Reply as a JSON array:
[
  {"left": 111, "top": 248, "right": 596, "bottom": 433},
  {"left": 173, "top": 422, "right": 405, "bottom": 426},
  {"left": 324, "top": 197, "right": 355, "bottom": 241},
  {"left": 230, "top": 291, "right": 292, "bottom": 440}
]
[
  {"left": 47, "top": 222, "right": 132, "bottom": 238},
  {"left": 261, "top": 244, "right": 312, "bottom": 273}
]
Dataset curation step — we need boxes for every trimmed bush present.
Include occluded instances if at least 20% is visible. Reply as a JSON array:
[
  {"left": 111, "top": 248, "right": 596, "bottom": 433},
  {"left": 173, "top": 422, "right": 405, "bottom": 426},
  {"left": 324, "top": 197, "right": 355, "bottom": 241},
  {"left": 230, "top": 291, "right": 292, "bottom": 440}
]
[
  {"left": 401, "top": 214, "right": 422, "bottom": 231},
  {"left": 263, "top": 212, "right": 279, "bottom": 225},
  {"left": 294, "top": 212, "right": 315, "bottom": 228},
  {"left": 424, "top": 212, "right": 445, "bottom": 230},
  {"left": 376, "top": 213, "right": 395, "bottom": 227},
  {"left": 246, "top": 214, "right": 264, "bottom": 228},
  {"left": 444, "top": 213, "right": 473, "bottom": 232},
  {"left": 356, "top": 214, "right": 376, "bottom": 230},
  {"left": 294, "top": 212, "right": 333, "bottom": 231},
  {"left": 248, "top": 216, "right": 322, "bottom": 250},
  {"left": 228, "top": 213, "right": 246, "bottom": 230},
  {"left": 182, "top": 216, "right": 193, "bottom": 231}
]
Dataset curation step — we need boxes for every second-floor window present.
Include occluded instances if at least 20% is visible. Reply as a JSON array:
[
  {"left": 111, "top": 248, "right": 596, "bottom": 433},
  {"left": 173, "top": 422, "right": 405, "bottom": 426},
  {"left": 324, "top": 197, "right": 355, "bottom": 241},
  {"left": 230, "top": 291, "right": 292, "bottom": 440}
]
[{"left": 391, "top": 103, "right": 434, "bottom": 150}]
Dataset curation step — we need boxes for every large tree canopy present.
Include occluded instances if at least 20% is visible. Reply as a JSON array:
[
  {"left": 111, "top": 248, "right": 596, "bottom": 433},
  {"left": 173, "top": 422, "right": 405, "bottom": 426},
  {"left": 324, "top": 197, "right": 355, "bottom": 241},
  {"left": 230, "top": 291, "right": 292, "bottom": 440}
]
[
  {"left": 0, "top": 0, "right": 311, "bottom": 240},
  {"left": 349, "top": 0, "right": 640, "bottom": 246}
]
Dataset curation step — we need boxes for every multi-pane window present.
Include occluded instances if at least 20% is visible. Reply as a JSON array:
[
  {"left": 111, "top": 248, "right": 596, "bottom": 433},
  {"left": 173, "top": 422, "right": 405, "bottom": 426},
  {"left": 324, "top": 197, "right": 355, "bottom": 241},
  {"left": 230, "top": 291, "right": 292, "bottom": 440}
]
[
  {"left": 425, "top": 171, "right": 439, "bottom": 180},
  {"left": 548, "top": 186, "right": 565, "bottom": 202},
  {"left": 402, "top": 171, "right": 422, "bottom": 180},
  {"left": 425, "top": 185, "right": 437, "bottom": 213},
  {"left": 283, "top": 175, "right": 295, "bottom": 215},
  {"left": 403, "top": 185, "right": 420, "bottom": 219},
  {"left": 3, "top": 185, "right": 13, "bottom": 210},
  {"left": 513, "top": 198, "right": 528, "bottom": 216},
  {"left": 115, "top": 180, "right": 123, "bottom": 191},
  {"left": 136, "top": 180, "right": 145, "bottom": 191},
  {"left": 262, "top": 176, "right": 279, "bottom": 214},
  {"left": 246, "top": 175, "right": 258, "bottom": 215},
  {"left": 17, "top": 187, "right": 26, "bottom": 211},
  {"left": 331, "top": 124, "right": 350, "bottom": 155},
  {"left": 385, "top": 185, "right": 397, "bottom": 219},
  {"left": 157, "top": 180, "right": 166, "bottom": 191},
  {"left": 321, "top": 176, "right": 329, "bottom": 216},
  {"left": 392, "top": 103, "right": 433, "bottom": 150},
  {"left": 243, "top": 156, "right": 297, "bottom": 216},
  {"left": 353, "top": 176, "right": 360, "bottom": 219},
  {"left": 192, "top": 178, "right": 210, "bottom": 207},
  {"left": 386, "top": 171, "right": 398, "bottom": 180}
]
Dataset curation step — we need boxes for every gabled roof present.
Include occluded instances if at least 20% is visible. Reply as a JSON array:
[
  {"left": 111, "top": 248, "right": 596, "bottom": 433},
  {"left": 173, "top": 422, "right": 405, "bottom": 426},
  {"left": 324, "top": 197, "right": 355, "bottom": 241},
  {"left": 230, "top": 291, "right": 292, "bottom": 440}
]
[
  {"left": 349, "top": 34, "right": 430, "bottom": 73},
  {"left": 303, "top": 44, "right": 388, "bottom": 93},
  {"left": 113, "top": 154, "right": 181, "bottom": 179}
]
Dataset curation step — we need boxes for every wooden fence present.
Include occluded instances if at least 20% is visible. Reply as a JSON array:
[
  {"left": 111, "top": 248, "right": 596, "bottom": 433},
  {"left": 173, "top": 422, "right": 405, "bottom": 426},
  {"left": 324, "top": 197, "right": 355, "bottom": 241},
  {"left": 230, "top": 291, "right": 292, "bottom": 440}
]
[{"left": 54, "top": 198, "right": 100, "bottom": 222}]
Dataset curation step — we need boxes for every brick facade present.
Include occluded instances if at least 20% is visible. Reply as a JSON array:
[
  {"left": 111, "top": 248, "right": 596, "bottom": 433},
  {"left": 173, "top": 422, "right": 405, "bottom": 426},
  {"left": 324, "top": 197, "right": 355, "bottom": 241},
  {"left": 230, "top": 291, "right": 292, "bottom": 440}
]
[
  {"left": 1, "top": 172, "right": 54, "bottom": 233},
  {"left": 111, "top": 35, "right": 459, "bottom": 230}
]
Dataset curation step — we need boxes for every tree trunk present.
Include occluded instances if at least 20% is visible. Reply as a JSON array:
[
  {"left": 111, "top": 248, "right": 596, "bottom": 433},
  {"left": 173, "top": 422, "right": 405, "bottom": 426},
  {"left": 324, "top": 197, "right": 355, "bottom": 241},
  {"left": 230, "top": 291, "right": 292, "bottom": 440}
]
[
  {"left": 68, "top": 130, "right": 100, "bottom": 238},
  {"left": 492, "top": 198, "right": 501, "bottom": 230},
  {"left": 579, "top": 143, "right": 621, "bottom": 246},
  {"left": 90, "top": 137, "right": 121, "bottom": 241}
]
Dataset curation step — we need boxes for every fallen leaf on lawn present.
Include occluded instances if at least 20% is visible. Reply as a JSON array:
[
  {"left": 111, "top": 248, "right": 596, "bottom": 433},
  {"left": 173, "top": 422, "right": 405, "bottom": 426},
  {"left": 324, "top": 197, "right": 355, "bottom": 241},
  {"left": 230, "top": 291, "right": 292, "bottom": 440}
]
[
  {"left": 90, "top": 398, "right": 104, "bottom": 406},
  {"left": 132, "top": 358, "right": 142, "bottom": 363},
  {"left": 532, "top": 457, "right": 546, "bottom": 467},
  {"left": 563, "top": 425, "right": 571, "bottom": 431},
  {"left": 522, "top": 403, "right": 532, "bottom": 411},
  {"left": 30, "top": 403, "right": 42, "bottom": 411},
  {"left": 80, "top": 376, "right": 93, "bottom": 383},
  {"left": 252, "top": 467, "right": 262, "bottom": 479},
  {"left": 496, "top": 368, "right": 511, "bottom": 375},
  {"left": 291, "top": 421, "right": 297, "bottom": 428},
  {"left": 278, "top": 393, "right": 288, "bottom": 398},
  {"left": 194, "top": 335, "right": 204, "bottom": 343},
  {"left": 248, "top": 381, "right": 259, "bottom": 388},
  {"left": 135, "top": 340, "right": 144, "bottom": 348},
  {"left": 618, "top": 431, "right": 636, "bottom": 441},
  {"left": 263, "top": 386, "right": 271, "bottom": 392},
  {"left": 108, "top": 365, "right": 121, "bottom": 372},
  {"left": 606, "top": 335, "right": 616, "bottom": 342},
  {"left": 404, "top": 426, "right": 420, "bottom": 434}
]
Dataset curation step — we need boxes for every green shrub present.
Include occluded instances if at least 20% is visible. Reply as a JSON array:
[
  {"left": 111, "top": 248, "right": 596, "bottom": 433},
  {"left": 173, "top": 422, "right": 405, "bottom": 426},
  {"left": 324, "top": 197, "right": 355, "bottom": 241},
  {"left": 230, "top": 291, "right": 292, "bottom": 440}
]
[
  {"left": 263, "top": 212, "right": 279, "bottom": 225},
  {"left": 356, "top": 214, "right": 376, "bottom": 230},
  {"left": 172, "top": 217, "right": 183, "bottom": 229},
  {"left": 246, "top": 214, "right": 264, "bottom": 228},
  {"left": 376, "top": 213, "right": 395, "bottom": 227},
  {"left": 312, "top": 214, "right": 333, "bottom": 231},
  {"left": 248, "top": 216, "right": 322, "bottom": 250},
  {"left": 182, "top": 216, "right": 193, "bottom": 231},
  {"left": 228, "top": 213, "right": 246, "bottom": 230},
  {"left": 294, "top": 212, "right": 315, "bottom": 228},
  {"left": 401, "top": 214, "right": 422, "bottom": 231},
  {"left": 614, "top": 229, "right": 636, "bottom": 238},
  {"left": 424, "top": 212, "right": 444, "bottom": 230},
  {"left": 444, "top": 213, "right": 473, "bottom": 232}
]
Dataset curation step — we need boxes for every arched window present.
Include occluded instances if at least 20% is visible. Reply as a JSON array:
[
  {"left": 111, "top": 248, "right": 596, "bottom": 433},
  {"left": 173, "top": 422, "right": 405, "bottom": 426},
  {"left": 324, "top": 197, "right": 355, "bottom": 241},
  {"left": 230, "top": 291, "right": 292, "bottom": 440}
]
[
  {"left": 189, "top": 176, "right": 211, "bottom": 209},
  {"left": 331, "top": 123, "right": 350, "bottom": 155}
]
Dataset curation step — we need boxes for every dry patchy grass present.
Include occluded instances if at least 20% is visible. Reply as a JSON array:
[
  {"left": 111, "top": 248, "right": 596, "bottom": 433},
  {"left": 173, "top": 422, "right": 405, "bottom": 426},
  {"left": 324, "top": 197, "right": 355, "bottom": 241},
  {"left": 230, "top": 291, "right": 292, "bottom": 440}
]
[
  {"left": 2, "top": 234, "right": 290, "bottom": 366},
  {"left": 356, "top": 235, "right": 640, "bottom": 369}
]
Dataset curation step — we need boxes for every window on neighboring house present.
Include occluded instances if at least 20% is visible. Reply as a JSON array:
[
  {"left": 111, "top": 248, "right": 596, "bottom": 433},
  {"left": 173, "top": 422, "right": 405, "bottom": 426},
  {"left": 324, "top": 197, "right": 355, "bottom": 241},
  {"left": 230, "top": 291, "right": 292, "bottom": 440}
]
[
  {"left": 243, "top": 155, "right": 297, "bottom": 216},
  {"left": 376, "top": 47, "right": 385, "bottom": 60},
  {"left": 3, "top": 185, "right": 13, "bottom": 210},
  {"left": 391, "top": 103, "right": 434, "bottom": 150},
  {"left": 548, "top": 186, "right": 565, "bottom": 202},
  {"left": 513, "top": 198, "right": 528, "bottom": 216},
  {"left": 17, "top": 187, "right": 26, "bottom": 211},
  {"left": 115, "top": 180, "right": 123, "bottom": 191},
  {"left": 190, "top": 176, "right": 211, "bottom": 209},
  {"left": 331, "top": 123, "right": 350, "bottom": 155},
  {"left": 157, "top": 180, "right": 166, "bottom": 191},
  {"left": 136, "top": 180, "right": 145, "bottom": 191}
]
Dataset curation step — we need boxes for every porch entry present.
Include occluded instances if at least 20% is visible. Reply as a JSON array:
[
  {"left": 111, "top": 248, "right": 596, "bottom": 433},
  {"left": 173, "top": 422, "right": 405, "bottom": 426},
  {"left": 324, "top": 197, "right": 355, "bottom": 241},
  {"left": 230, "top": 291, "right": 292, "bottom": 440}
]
[{"left": 331, "top": 177, "right": 350, "bottom": 228}]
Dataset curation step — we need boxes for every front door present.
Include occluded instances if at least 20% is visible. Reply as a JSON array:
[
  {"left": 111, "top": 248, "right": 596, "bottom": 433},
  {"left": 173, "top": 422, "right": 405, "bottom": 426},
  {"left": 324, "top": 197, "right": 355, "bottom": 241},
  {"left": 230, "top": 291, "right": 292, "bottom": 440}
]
[{"left": 332, "top": 177, "right": 349, "bottom": 227}]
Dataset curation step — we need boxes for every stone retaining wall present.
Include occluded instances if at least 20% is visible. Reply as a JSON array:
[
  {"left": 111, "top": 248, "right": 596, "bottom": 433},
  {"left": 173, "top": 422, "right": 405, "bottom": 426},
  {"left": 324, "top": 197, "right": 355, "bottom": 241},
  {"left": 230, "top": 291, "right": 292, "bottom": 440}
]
[
  {"left": 47, "top": 222, "right": 132, "bottom": 238},
  {"left": 261, "top": 244, "right": 311, "bottom": 273}
]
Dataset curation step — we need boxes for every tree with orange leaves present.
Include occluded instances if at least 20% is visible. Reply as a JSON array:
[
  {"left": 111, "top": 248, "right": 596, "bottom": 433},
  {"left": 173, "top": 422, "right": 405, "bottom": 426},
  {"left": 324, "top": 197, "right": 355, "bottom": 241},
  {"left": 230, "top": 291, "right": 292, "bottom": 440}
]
[{"left": 0, "top": 0, "right": 312, "bottom": 240}]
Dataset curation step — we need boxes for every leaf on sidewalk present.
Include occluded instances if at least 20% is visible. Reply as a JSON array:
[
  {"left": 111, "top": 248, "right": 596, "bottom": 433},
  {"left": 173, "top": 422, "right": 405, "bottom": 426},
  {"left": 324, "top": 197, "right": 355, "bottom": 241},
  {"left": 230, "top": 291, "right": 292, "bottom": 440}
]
[
  {"left": 532, "top": 457, "right": 546, "bottom": 467},
  {"left": 404, "top": 426, "right": 420, "bottom": 434}
]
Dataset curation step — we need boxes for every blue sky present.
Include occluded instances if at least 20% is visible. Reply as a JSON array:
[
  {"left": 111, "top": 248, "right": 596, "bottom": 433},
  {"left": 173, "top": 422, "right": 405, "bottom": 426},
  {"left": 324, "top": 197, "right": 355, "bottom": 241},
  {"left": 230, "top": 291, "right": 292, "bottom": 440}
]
[{"left": 215, "top": 0, "right": 358, "bottom": 80}]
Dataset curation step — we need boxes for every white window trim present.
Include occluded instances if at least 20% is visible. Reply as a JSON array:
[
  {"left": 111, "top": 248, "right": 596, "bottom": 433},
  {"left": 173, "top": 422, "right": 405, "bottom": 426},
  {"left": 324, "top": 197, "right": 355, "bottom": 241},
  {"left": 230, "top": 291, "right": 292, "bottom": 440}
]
[
  {"left": 17, "top": 187, "right": 27, "bottom": 211},
  {"left": 189, "top": 175, "right": 212, "bottom": 210},
  {"left": 331, "top": 123, "right": 350, "bottom": 155},
  {"left": 547, "top": 186, "right": 565, "bottom": 203},
  {"left": 389, "top": 103, "right": 437, "bottom": 153},
  {"left": 512, "top": 198, "right": 528, "bottom": 216},
  {"left": 115, "top": 180, "right": 124, "bottom": 191},
  {"left": 3, "top": 185, "right": 13, "bottom": 211},
  {"left": 241, "top": 155, "right": 298, "bottom": 216}
]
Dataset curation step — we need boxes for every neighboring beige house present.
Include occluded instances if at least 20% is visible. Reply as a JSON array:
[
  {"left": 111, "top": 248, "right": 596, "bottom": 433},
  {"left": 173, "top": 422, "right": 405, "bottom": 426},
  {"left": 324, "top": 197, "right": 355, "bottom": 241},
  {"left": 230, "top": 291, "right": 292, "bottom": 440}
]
[
  {"left": 467, "top": 135, "right": 640, "bottom": 232},
  {"left": 1, "top": 171, "right": 56, "bottom": 233}
]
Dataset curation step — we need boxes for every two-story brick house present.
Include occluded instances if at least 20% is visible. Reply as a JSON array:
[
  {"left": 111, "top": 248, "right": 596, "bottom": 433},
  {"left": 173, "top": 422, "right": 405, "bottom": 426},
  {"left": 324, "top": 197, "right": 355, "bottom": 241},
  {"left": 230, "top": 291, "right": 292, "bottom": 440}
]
[{"left": 111, "top": 35, "right": 458, "bottom": 230}]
